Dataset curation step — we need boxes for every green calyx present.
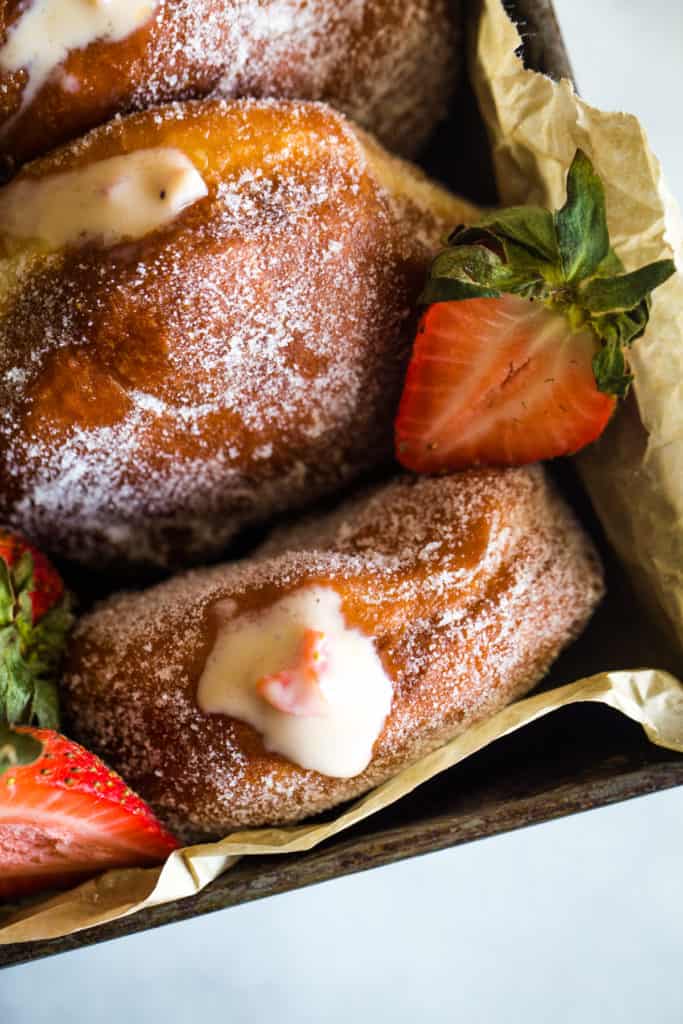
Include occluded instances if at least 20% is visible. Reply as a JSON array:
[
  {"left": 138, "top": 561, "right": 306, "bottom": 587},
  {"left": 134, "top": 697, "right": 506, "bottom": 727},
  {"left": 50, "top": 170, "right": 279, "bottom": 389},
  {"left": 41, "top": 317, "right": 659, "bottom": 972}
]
[
  {"left": 0, "top": 723, "right": 43, "bottom": 778},
  {"left": 421, "top": 150, "right": 676, "bottom": 398},
  {"left": 0, "top": 555, "right": 73, "bottom": 731}
]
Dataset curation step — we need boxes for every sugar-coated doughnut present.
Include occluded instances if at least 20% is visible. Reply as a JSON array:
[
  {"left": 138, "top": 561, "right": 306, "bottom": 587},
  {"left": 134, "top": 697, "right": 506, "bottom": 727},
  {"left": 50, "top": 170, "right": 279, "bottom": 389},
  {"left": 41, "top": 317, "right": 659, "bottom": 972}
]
[
  {"left": 0, "top": 0, "right": 461, "bottom": 166},
  {"left": 0, "top": 98, "right": 476, "bottom": 572},
  {"left": 62, "top": 467, "right": 604, "bottom": 842}
]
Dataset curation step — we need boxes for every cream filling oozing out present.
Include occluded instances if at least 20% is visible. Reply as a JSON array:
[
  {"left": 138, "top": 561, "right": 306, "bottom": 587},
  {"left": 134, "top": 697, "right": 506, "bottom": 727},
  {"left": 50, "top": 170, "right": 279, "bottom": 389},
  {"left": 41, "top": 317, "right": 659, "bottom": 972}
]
[
  {"left": 197, "top": 587, "right": 394, "bottom": 779},
  {"left": 0, "top": 147, "right": 208, "bottom": 249},
  {"left": 0, "top": 0, "right": 158, "bottom": 125}
]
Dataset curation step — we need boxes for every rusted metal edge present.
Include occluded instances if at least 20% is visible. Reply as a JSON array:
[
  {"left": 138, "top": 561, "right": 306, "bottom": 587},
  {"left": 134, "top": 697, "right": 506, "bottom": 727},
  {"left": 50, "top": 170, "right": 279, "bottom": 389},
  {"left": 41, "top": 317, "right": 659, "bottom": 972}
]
[{"left": 3, "top": 757, "right": 682, "bottom": 968}]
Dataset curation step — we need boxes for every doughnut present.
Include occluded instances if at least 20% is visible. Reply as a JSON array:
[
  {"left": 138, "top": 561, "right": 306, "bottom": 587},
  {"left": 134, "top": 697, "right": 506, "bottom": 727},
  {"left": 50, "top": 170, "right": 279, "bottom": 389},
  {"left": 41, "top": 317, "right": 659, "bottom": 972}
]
[
  {"left": 0, "top": 98, "right": 476, "bottom": 573},
  {"left": 62, "top": 467, "right": 605, "bottom": 842},
  {"left": 0, "top": 0, "right": 461, "bottom": 167}
]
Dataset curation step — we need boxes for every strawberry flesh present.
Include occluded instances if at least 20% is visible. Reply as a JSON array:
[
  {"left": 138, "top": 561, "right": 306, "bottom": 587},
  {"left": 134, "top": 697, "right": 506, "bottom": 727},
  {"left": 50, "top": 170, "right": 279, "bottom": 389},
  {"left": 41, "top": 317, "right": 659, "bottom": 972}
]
[
  {"left": 0, "top": 729, "right": 179, "bottom": 900},
  {"left": 257, "top": 629, "right": 330, "bottom": 717},
  {"left": 395, "top": 295, "right": 616, "bottom": 472},
  {"left": 0, "top": 528, "right": 64, "bottom": 624}
]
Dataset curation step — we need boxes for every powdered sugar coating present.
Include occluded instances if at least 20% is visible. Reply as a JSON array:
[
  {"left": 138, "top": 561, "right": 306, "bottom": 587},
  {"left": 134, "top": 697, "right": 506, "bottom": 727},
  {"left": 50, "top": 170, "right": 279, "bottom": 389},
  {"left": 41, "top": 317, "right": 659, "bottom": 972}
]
[
  {"left": 0, "top": 99, "right": 475, "bottom": 571},
  {"left": 0, "top": 0, "right": 461, "bottom": 163},
  {"left": 63, "top": 467, "right": 604, "bottom": 841}
]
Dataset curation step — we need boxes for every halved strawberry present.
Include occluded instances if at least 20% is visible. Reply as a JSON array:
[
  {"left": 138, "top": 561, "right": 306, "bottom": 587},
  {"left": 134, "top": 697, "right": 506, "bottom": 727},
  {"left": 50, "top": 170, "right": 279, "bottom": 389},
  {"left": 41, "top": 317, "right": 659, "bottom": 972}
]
[
  {"left": 0, "top": 728, "right": 179, "bottom": 901},
  {"left": 395, "top": 150, "right": 675, "bottom": 472},
  {"left": 0, "top": 527, "right": 73, "bottom": 729},
  {"left": 0, "top": 531, "right": 65, "bottom": 624}
]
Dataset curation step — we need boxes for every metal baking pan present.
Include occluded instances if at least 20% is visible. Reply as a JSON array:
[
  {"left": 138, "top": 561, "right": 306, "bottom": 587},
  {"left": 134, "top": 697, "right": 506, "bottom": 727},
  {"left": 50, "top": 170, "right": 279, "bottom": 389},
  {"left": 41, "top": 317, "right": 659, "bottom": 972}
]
[{"left": 1, "top": 0, "right": 681, "bottom": 969}]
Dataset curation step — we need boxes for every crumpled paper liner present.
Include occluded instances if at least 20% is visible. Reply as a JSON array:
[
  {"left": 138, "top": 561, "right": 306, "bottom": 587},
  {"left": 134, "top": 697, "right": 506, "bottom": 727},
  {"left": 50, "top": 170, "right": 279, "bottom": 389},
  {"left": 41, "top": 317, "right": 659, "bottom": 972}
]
[
  {"left": 2, "top": 0, "right": 683, "bottom": 945},
  {"left": 1, "top": 670, "right": 682, "bottom": 944},
  {"left": 471, "top": 0, "right": 683, "bottom": 648}
]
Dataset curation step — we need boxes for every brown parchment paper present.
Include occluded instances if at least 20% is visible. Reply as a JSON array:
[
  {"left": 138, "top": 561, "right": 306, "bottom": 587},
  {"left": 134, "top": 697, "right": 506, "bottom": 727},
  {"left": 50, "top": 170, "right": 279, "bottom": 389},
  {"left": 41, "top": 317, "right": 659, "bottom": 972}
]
[
  {"left": 2, "top": 0, "right": 683, "bottom": 944},
  {"left": 1, "top": 670, "right": 682, "bottom": 944}
]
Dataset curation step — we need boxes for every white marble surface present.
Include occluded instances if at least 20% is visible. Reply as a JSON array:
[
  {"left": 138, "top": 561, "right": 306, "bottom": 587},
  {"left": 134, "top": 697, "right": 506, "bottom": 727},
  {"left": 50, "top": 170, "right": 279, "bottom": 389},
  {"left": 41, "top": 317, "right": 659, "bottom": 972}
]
[{"left": 2, "top": 2, "right": 682, "bottom": 1019}]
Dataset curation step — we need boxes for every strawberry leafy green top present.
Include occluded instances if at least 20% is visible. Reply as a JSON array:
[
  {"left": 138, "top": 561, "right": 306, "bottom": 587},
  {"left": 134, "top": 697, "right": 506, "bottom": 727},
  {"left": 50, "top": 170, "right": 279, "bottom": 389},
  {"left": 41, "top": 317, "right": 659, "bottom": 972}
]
[
  {"left": 421, "top": 150, "right": 676, "bottom": 398},
  {"left": 0, "top": 531, "right": 73, "bottom": 730}
]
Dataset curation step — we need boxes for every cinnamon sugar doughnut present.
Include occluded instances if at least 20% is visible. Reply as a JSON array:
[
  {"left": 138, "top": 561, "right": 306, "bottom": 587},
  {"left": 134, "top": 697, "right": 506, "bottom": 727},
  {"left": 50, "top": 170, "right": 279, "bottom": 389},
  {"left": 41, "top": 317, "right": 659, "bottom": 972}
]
[
  {"left": 0, "top": 98, "right": 476, "bottom": 572},
  {"left": 0, "top": 0, "right": 461, "bottom": 167},
  {"left": 62, "top": 468, "right": 604, "bottom": 842}
]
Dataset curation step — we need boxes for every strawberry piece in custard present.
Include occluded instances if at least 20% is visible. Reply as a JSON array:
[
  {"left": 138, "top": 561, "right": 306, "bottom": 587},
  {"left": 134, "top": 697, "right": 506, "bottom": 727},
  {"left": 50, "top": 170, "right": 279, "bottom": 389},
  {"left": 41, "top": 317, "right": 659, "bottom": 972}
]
[{"left": 257, "top": 630, "right": 330, "bottom": 717}]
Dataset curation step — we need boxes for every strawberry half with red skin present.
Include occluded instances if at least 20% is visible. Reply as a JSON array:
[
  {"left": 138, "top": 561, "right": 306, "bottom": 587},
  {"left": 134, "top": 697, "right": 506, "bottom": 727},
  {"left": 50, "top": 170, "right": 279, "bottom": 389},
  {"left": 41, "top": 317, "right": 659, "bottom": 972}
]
[
  {"left": 395, "top": 150, "right": 675, "bottom": 472},
  {"left": 0, "top": 727, "right": 180, "bottom": 900},
  {"left": 0, "top": 527, "right": 74, "bottom": 729}
]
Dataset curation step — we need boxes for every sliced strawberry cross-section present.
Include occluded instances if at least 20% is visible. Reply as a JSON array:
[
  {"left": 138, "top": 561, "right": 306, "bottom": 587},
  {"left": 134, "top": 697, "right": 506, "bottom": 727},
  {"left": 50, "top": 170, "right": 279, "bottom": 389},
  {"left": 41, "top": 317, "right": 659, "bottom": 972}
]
[
  {"left": 257, "top": 629, "right": 330, "bottom": 717},
  {"left": 0, "top": 728, "right": 179, "bottom": 901}
]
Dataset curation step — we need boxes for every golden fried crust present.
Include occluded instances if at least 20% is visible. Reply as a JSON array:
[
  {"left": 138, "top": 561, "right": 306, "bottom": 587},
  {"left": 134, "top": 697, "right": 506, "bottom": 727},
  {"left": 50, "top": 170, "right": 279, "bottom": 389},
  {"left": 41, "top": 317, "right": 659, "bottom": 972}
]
[
  {"left": 0, "top": 0, "right": 461, "bottom": 166},
  {"left": 0, "top": 98, "right": 476, "bottom": 571},
  {"left": 62, "top": 467, "right": 605, "bottom": 842}
]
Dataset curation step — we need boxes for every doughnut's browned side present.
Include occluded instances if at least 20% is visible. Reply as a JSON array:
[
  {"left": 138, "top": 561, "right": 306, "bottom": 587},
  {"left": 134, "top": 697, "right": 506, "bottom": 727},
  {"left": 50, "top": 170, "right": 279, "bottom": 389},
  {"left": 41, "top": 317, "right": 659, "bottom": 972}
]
[
  {"left": 0, "top": 0, "right": 461, "bottom": 165},
  {"left": 62, "top": 468, "right": 605, "bottom": 842},
  {"left": 0, "top": 98, "right": 477, "bottom": 572}
]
